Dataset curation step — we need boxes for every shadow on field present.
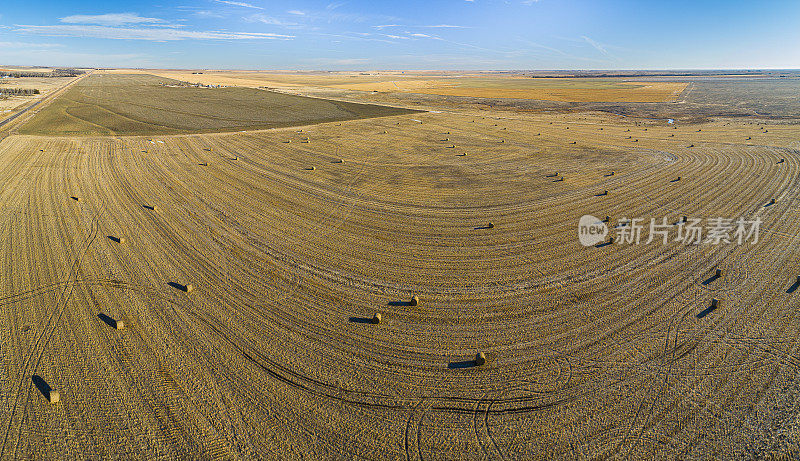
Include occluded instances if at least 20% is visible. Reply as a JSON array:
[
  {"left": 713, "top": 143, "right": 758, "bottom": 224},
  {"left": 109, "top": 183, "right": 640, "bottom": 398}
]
[
  {"left": 388, "top": 300, "right": 413, "bottom": 307},
  {"left": 98, "top": 313, "right": 117, "bottom": 329},
  {"left": 168, "top": 282, "right": 190, "bottom": 292},
  {"left": 787, "top": 280, "right": 800, "bottom": 294},
  {"left": 143, "top": 205, "right": 156, "bottom": 211},
  {"left": 696, "top": 304, "right": 717, "bottom": 319},
  {"left": 107, "top": 236, "right": 122, "bottom": 243},
  {"left": 32, "top": 375, "right": 52, "bottom": 400},
  {"left": 702, "top": 273, "right": 721, "bottom": 286},
  {"left": 448, "top": 360, "right": 478, "bottom": 369},
  {"left": 348, "top": 317, "right": 374, "bottom": 324},
  {"left": 595, "top": 240, "right": 613, "bottom": 248}
]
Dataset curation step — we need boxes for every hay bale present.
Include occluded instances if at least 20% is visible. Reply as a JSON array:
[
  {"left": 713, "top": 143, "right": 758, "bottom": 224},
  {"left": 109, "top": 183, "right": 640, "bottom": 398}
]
[
  {"left": 308, "top": 166, "right": 316, "bottom": 171},
  {"left": 48, "top": 390, "right": 60, "bottom": 404},
  {"left": 185, "top": 284, "right": 194, "bottom": 293},
  {"left": 115, "top": 319, "right": 125, "bottom": 330},
  {"left": 608, "top": 236, "right": 615, "bottom": 244},
  {"left": 233, "top": 156, "right": 239, "bottom": 161},
  {"left": 372, "top": 313, "right": 382, "bottom": 324},
  {"left": 715, "top": 268, "right": 723, "bottom": 278},
  {"left": 487, "top": 222, "right": 495, "bottom": 229},
  {"left": 118, "top": 237, "right": 126, "bottom": 244},
  {"left": 410, "top": 295, "right": 419, "bottom": 307},
  {"left": 711, "top": 298, "right": 720, "bottom": 309},
  {"left": 475, "top": 352, "right": 486, "bottom": 366}
]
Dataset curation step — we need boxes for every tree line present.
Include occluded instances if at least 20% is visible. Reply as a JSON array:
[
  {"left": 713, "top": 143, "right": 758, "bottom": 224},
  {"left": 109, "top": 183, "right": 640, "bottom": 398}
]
[
  {"left": 0, "top": 88, "right": 41, "bottom": 95},
  {"left": 0, "top": 69, "right": 85, "bottom": 78}
]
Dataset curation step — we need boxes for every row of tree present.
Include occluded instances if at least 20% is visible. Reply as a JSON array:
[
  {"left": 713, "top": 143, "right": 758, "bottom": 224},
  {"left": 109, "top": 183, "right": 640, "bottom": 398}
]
[
  {"left": 0, "top": 68, "right": 84, "bottom": 78},
  {"left": 0, "top": 88, "right": 41, "bottom": 95}
]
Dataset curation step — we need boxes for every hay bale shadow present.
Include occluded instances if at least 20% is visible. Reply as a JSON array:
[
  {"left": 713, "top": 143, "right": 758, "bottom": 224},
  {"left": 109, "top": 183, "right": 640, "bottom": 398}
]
[
  {"left": 168, "top": 282, "right": 191, "bottom": 292},
  {"left": 787, "top": 281, "right": 800, "bottom": 294},
  {"left": 98, "top": 313, "right": 117, "bottom": 329},
  {"left": 349, "top": 317, "right": 374, "bottom": 324},
  {"left": 702, "top": 274, "right": 721, "bottom": 286},
  {"left": 697, "top": 304, "right": 717, "bottom": 319},
  {"left": 107, "top": 236, "right": 122, "bottom": 243},
  {"left": 31, "top": 375, "right": 52, "bottom": 400},
  {"left": 143, "top": 205, "right": 156, "bottom": 211},
  {"left": 448, "top": 360, "right": 478, "bottom": 369},
  {"left": 388, "top": 300, "right": 413, "bottom": 307}
]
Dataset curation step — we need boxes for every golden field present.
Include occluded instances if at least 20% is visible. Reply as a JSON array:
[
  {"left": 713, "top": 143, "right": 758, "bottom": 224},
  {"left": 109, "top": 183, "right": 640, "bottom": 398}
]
[
  {"left": 110, "top": 69, "right": 689, "bottom": 103},
  {"left": 0, "top": 71, "right": 799, "bottom": 458}
]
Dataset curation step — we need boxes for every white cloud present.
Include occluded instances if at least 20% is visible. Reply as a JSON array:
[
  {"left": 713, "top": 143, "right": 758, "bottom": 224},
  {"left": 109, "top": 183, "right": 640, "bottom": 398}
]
[
  {"left": 582, "top": 35, "right": 608, "bottom": 55},
  {"left": 0, "top": 41, "right": 64, "bottom": 49},
  {"left": 213, "top": 0, "right": 263, "bottom": 9},
  {"left": 14, "top": 24, "right": 292, "bottom": 41},
  {"left": 195, "top": 10, "right": 225, "bottom": 18},
  {"left": 59, "top": 13, "right": 164, "bottom": 26},
  {"left": 374, "top": 24, "right": 468, "bottom": 30},
  {"left": 287, "top": 10, "right": 305, "bottom": 15},
  {"left": 246, "top": 14, "right": 297, "bottom": 26}
]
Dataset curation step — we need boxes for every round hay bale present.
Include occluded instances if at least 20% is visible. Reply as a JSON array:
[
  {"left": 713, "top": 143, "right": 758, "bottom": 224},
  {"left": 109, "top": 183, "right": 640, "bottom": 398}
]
[
  {"left": 372, "top": 313, "right": 382, "bottom": 324},
  {"left": 185, "top": 284, "right": 194, "bottom": 293},
  {"left": 49, "top": 390, "right": 60, "bottom": 404},
  {"left": 487, "top": 222, "right": 495, "bottom": 229},
  {"left": 410, "top": 295, "right": 419, "bottom": 307},
  {"left": 115, "top": 319, "right": 125, "bottom": 330},
  {"left": 308, "top": 166, "right": 316, "bottom": 171},
  {"left": 475, "top": 352, "right": 486, "bottom": 366},
  {"left": 118, "top": 237, "right": 126, "bottom": 244}
]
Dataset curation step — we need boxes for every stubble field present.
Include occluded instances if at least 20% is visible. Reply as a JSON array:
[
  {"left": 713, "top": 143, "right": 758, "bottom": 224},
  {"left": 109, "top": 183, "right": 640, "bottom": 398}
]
[{"left": 1, "top": 71, "right": 800, "bottom": 458}]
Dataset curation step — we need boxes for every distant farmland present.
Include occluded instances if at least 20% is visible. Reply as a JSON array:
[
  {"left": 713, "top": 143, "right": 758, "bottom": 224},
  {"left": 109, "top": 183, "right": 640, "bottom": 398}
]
[{"left": 20, "top": 73, "right": 420, "bottom": 136}]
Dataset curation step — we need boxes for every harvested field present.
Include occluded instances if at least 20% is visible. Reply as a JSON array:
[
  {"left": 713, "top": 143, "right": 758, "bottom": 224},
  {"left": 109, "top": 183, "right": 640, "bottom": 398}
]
[
  {"left": 19, "top": 73, "right": 420, "bottom": 136},
  {"left": 329, "top": 78, "right": 688, "bottom": 102},
  {"left": 2, "top": 72, "right": 800, "bottom": 458},
  {"left": 129, "top": 70, "right": 688, "bottom": 103}
]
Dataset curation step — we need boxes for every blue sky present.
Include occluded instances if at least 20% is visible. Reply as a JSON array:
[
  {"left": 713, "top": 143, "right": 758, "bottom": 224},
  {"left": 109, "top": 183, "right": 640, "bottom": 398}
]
[{"left": 1, "top": 0, "right": 799, "bottom": 70}]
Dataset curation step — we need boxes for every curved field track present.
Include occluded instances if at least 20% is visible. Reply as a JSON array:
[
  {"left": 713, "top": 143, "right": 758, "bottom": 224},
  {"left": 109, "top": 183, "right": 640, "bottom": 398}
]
[{"left": 1, "top": 109, "right": 800, "bottom": 458}]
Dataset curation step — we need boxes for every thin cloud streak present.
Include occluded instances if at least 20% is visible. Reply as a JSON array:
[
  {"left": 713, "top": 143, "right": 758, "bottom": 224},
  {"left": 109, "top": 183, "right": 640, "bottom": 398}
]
[{"left": 14, "top": 24, "right": 293, "bottom": 41}]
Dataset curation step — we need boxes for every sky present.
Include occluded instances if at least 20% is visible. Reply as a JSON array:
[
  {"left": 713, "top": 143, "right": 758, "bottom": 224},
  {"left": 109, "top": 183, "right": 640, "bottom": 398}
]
[{"left": 1, "top": 0, "right": 799, "bottom": 70}]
